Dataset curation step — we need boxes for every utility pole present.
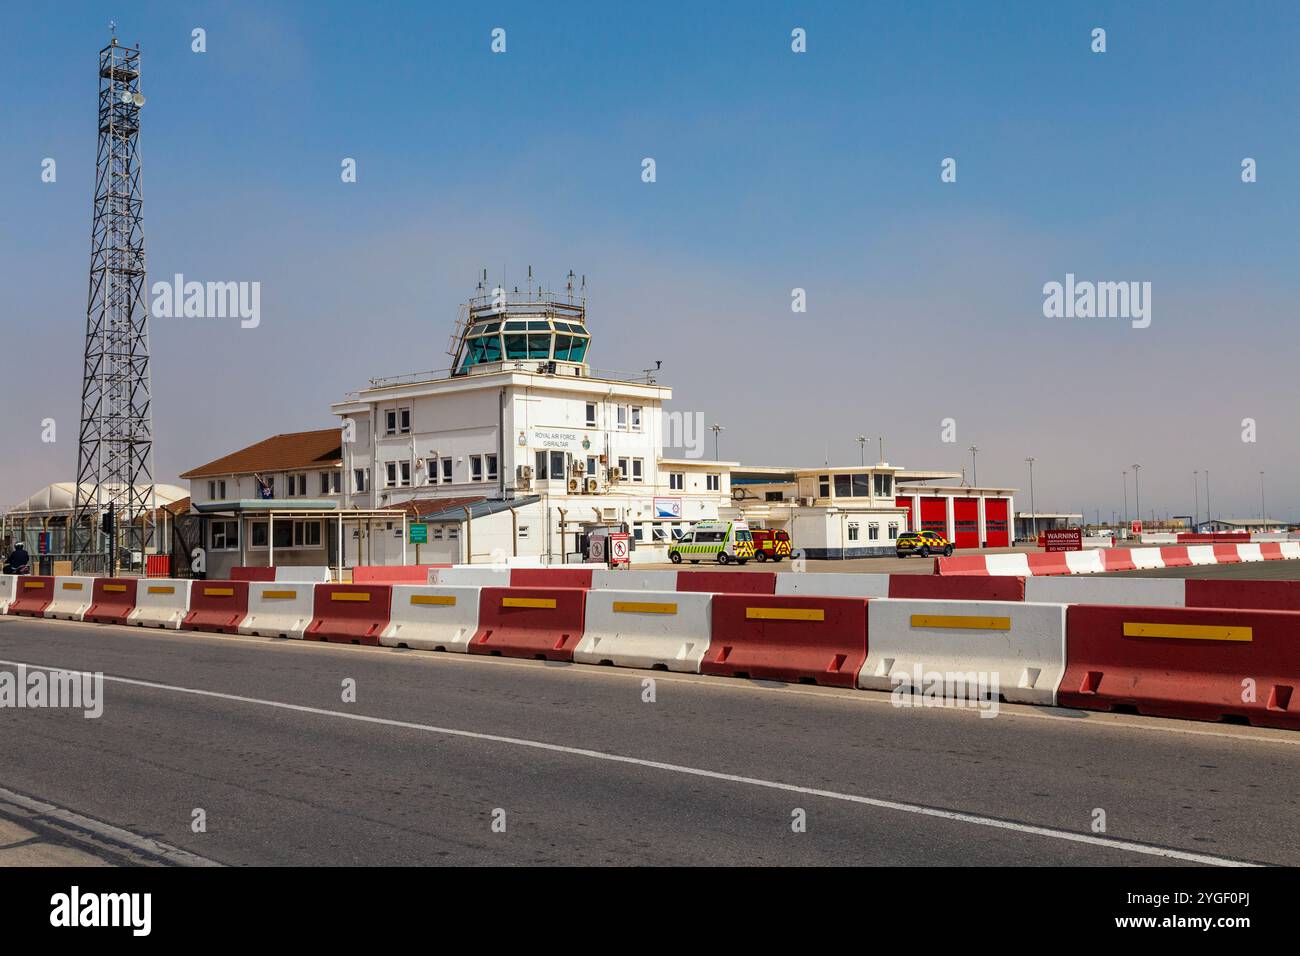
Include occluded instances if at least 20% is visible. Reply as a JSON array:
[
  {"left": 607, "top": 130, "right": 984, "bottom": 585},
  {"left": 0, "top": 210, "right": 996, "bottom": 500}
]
[
  {"left": 857, "top": 435, "right": 867, "bottom": 466},
  {"left": 968, "top": 445, "right": 979, "bottom": 487},
  {"left": 710, "top": 423, "right": 724, "bottom": 461}
]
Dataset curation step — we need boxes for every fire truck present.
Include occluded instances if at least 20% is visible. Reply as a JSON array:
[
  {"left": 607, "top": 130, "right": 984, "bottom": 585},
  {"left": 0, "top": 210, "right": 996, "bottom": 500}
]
[{"left": 750, "top": 528, "right": 793, "bottom": 562}]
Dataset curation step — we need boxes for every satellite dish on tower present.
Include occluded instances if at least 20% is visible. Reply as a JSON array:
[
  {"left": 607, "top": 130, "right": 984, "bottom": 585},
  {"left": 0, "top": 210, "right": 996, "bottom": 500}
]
[
  {"left": 132, "top": 92, "right": 145, "bottom": 107},
  {"left": 119, "top": 90, "right": 133, "bottom": 104}
]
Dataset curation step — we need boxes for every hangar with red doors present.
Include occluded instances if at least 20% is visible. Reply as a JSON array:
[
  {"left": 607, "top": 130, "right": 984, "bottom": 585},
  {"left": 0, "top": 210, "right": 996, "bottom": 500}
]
[
  {"left": 894, "top": 482, "right": 1017, "bottom": 548},
  {"left": 725, "top": 466, "right": 1018, "bottom": 558}
]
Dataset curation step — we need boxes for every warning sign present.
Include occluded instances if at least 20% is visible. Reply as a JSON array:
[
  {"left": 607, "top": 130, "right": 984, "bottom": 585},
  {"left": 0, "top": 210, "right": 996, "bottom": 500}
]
[{"left": 609, "top": 532, "right": 630, "bottom": 567}]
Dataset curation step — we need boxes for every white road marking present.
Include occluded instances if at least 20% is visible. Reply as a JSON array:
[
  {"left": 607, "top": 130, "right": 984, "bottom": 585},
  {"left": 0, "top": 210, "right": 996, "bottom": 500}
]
[
  {"left": 0, "top": 784, "right": 220, "bottom": 867},
  {"left": 0, "top": 657, "right": 1261, "bottom": 867},
  {"left": 6, "top": 615, "right": 1297, "bottom": 748}
]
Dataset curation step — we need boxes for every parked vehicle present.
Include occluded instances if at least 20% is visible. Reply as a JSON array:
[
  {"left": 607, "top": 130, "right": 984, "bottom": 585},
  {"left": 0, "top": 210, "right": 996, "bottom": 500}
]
[
  {"left": 751, "top": 528, "right": 793, "bottom": 562},
  {"left": 668, "top": 520, "right": 755, "bottom": 565},
  {"left": 895, "top": 530, "right": 953, "bottom": 558}
]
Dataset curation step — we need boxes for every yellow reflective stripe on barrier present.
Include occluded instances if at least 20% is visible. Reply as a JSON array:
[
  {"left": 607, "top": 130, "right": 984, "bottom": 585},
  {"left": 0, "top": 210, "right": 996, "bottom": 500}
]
[
  {"left": 910, "top": 614, "right": 1011, "bottom": 631},
  {"left": 613, "top": 601, "right": 678, "bottom": 615},
  {"left": 61, "top": 582, "right": 84, "bottom": 591},
  {"left": 503, "top": 597, "right": 556, "bottom": 609},
  {"left": 1123, "top": 622, "right": 1253, "bottom": 643},
  {"left": 23, "top": 582, "right": 46, "bottom": 589},
  {"left": 263, "top": 590, "right": 298, "bottom": 600},
  {"left": 147, "top": 586, "right": 175, "bottom": 594},
  {"left": 102, "top": 584, "right": 127, "bottom": 593},
  {"left": 411, "top": 594, "right": 456, "bottom": 606},
  {"left": 746, "top": 607, "right": 825, "bottom": 622},
  {"left": 204, "top": 587, "right": 234, "bottom": 597},
  {"left": 330, "top": 591, "right": 371, "bottom": 602}
]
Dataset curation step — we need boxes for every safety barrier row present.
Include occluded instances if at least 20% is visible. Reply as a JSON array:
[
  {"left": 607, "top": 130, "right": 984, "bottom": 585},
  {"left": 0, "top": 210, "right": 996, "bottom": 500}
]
[
  {"left": 5, "top": 575, "right": 1297, "bottom": 730},
  {"left": 937, "top": 541, "right": 1300, "bottom": 577}
]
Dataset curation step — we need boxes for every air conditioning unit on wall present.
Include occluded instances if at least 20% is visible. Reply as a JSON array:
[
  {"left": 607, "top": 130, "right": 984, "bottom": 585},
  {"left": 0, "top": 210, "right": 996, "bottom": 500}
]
[{"left": 585, "top": 477, "right": 599, "bottom": 494}]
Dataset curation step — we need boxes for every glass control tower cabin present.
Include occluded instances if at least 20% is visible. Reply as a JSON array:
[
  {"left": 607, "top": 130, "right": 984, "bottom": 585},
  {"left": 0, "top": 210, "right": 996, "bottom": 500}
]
[{"left": 451, "top": 288, "right": 590, "bottom": 375}]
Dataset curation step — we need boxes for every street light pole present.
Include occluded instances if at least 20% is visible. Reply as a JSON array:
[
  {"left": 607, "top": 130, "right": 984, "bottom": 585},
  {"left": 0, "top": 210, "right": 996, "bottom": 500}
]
[
  {"left": 877, "top": 436, "right": 885, "bottom": 464},
  {"left": 1260, "top": 470, "right": 1265, "bottom": 523},
  {"left": 1025, "top": 457, "right": 1037, "bottom": 541},
  {"left": 857, "top": 435, "right": 867, "bottom": 466},
  {"left": 1205, "top": 469, "right": 1211, "bottom": 525},
  {"left": 1122, "top": 470, "right": 1128, "bottom": 526},
  {"left": 968, "top": 445, "right": 979, "bottom": 487},
  {"left": 1132, "top": 464, "right": 1141, "bottom": 529},
  {"left": 710, "top": 423, "right": 724, "bottom": 461},
  {"left": 1193, "top": 470, "right": 1199, "bottom": 530}
]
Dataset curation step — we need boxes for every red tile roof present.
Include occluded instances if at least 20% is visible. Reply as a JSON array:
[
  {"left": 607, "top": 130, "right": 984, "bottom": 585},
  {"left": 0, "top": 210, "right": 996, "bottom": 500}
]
[{"left": 179, "top": 429, "right": 343, "bottom": 480}]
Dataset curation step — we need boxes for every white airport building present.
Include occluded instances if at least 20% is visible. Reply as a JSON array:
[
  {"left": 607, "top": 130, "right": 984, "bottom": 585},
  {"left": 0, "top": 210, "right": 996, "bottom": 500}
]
[{"left": 180, "top": 283, "right": 1018, "bottom": 571}]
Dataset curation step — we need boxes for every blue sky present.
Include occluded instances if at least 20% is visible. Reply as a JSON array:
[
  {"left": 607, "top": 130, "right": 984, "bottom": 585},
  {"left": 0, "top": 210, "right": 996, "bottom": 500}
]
[{"left": 2, "top": 1, "right": 1297, "bottom": 521}]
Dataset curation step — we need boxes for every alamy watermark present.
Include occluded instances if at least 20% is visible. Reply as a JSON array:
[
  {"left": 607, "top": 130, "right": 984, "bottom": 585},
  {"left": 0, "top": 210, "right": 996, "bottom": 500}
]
[
  {"left": 1042, "top": 273, "right": 1150, "bottom": 329},
  {"left": 151, "top": 273, "right": 260, "bottom": 328},
  {"left": 890, "top": 665, "right": 1000, "bottom": 718},
  {"left": 0, "top": 664, "right": 103, "bottom": 718}
]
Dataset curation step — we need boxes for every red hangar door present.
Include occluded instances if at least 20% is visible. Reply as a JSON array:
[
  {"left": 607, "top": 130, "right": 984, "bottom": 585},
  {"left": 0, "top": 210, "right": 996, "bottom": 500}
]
[
  {"left": 953, "top": 498, "right": 979, "bottom": 549},
  {"left": 895, "top": 496, "right": 914, "bottom": 532},
  {"left": 919, "top": 497, "right": 947, "bottom": 537},
  {"left": 984, "top": 498, "right": 1010, "bottom": 547}
]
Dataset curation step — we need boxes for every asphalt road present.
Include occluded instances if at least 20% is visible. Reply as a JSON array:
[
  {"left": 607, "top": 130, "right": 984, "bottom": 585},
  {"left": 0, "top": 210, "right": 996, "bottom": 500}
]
[{"left": 0, "top": 614, "right": 1295, "bottom": 866}]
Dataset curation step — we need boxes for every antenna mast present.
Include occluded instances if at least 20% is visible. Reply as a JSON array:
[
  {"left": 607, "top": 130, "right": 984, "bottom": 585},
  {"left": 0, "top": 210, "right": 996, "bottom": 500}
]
[{"left": 71, "top": 33, "right": 155, "bottom": 572}]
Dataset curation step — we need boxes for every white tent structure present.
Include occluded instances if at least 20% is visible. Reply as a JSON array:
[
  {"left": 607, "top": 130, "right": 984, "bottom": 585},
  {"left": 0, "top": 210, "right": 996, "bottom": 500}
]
[{"left": 1, "top": 482, "right": 188, "bottom": 555}]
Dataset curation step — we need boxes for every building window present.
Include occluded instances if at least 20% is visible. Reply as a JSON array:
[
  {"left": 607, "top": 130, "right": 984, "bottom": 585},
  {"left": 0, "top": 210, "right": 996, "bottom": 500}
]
[
  {"left": 631, "top": 458, "right": 644, "bottom": 482},
  {"left": 888, "top": 521, "right": 899, "bottom": 540},
  {"left": 354, "top": 468, "right": 369, "bottom": 493},
  {"left": 320, "top": 471, "right": 340, "bottom": 495},
  {"left": 320, "top": 472, "right": 330, "bottom": 495},
  {"left": 765, "top": 491, "right": 784, "bottom": 502},
  {"left": 874, "top": 473, "right": 892, "bottom": 497},
  {"left": 706, "top": 474, "right": 720, "bottom": 492},
  {"left": 295, "top": 521, "right": 322, "bottom": 548},
  {"left": 652, "top": 525, "right": 669, "bottom": 542},
  {"left": 586, "top": 456, "right": 597, "bottom": 477},
  {"left": 470, "top": 455, "right": 483, "bottom": 481},
  {"left": 486, "top": 454, "right": 498, "bottom": 481},
  {"left": 848, "top": 522, "right": 860, "bottom": 542},
  {"left": 633, "top": 523, "right": 645, "bottom": 541},
  {"left": 585, "top": 402, "right": 597, "bottom": 427},
  {"left": 440, "top": 458, "right": 453, "bottom": 483},
  {"left": 385, "top": 462, "right": 397, "bottom": 487},
  {"left": 868, "top": 523, "right": 880, "bottom": 540},
  {"left": 210, "top": 520, "right": 239, "bottom": 551},
  {"left": 251, "top": 522, "right": 268, "bottom": 548},
  {"left": 286, "top": 474, "right": 297, "bottom": 497},
  {"left": 385, "top": 407, "right": 411, "bottom": 435},
  {"left": 669, "top": 472, "right": 684, "bottom": 491},
  {"left": 852, "top": 473, "right": 871, "bottom": 497},
  {"left": 617, "top": 456, "right": 629, "bottom": 478},
  {"left": 208, "top": 480, "right": 216, "bottom": 499},
  {"left": 630, "top": 406, "right": 642, "bottom": 430},
  {"left": 386, "top": 462, "right": 411, "bottom": 488},
  {"left": 819, "top": 475, "right": 830, "bottom": 497},
  {"left": 550, "top": 451, "right": 566, "bottom": 480},
  {"left": 535, "top": 451, "right": 549, "bottom": 479},
  {"left": 617, "top": 405, "right": 628, "bottom": 429}
]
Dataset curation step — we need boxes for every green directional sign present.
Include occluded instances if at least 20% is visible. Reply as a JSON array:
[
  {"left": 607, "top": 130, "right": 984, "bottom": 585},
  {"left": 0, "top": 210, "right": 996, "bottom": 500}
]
[{"left": 409, "top": 523, "right": 428, "bottom": 544}]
